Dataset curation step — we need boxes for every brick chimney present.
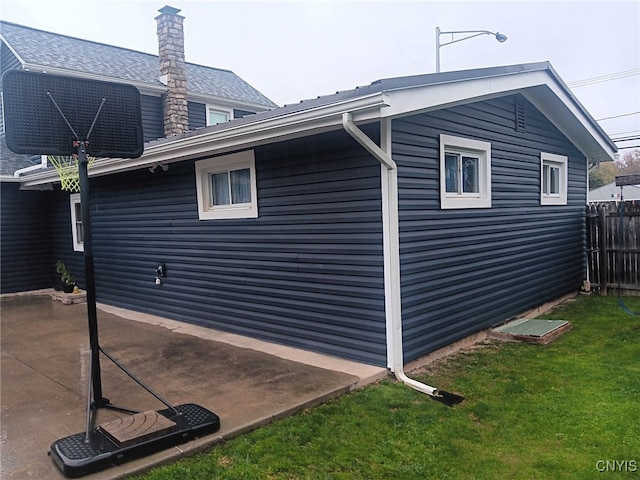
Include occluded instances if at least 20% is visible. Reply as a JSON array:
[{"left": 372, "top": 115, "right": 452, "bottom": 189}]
[{"left": 156, "top": 5, "right": 189, "bottom": 136}]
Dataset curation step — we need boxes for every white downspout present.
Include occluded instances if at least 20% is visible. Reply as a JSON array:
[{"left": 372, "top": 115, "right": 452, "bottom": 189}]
[{"left": 342, "top": 112, "right": 439, "bottom": 397}]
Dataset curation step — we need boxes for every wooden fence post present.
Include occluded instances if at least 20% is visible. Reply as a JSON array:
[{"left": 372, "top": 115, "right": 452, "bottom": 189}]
[{"left": 598, "top": 206, "right": 608, "bottom": 295}]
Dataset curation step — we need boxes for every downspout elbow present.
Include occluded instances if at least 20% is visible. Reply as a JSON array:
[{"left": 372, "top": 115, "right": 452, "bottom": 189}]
[
  {"left": 342, "top": 113, "right": 396, "bottom": 171},
  {"left": 394, "top": 369, "right": 438, "bottom": 397}
]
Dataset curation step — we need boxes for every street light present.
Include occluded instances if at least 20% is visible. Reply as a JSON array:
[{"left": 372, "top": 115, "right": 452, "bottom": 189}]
[{"left": 436, "top": 27, "right": 507, "bottom": 73}]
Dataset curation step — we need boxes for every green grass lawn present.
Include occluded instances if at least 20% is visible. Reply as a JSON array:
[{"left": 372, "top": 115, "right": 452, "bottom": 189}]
[{"left": 134, "top": 295, "right": 640, "bottom": 479}]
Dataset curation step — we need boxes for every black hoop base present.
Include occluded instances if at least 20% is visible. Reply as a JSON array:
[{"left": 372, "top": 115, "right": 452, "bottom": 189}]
[{"left": 49, "top": 403, "right": 220, "bottom": 478}]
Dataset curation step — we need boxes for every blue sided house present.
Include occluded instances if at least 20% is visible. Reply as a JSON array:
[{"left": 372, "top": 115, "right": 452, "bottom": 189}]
[{"left": 1, "top": 9, "right": 616, "bottom": 376}]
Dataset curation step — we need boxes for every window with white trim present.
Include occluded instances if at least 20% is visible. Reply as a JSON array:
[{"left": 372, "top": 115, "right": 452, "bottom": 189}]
[
  {"left": 70, "top": 193, "right": 84, "bottom": 252},
  {"left": 440, "top": 134, "right": 492, "bottom": 209},
  {"left": 206, "top": 105, "right": 233, "bottom": 126},
  {"left": 195, "top": 150, "right": 258, "bottom": 220},
  {"left": 540, "top": 152, "right": 568, "bottom": 205}
]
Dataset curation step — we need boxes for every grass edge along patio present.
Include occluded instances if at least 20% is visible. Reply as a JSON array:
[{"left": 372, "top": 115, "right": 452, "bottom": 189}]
[{"left": 135, "top": 294, "right": 640, "bottom": 480}]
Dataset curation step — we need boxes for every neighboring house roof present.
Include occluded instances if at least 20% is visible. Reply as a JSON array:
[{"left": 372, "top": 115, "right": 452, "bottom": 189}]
[
  {"left": 0, "top": 20, "right": 278, "bottom": 109},
  {"left": 17, "top": 61, "right": 618, "bottom": 187},
  {"left": 589, "top": 182, "right": 640, "bottom": 202}
]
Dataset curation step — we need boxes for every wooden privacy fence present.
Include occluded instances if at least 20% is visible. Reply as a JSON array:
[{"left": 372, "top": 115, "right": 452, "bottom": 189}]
[{"left": 586, "top": 201, "right": 640, "bottom": 296}]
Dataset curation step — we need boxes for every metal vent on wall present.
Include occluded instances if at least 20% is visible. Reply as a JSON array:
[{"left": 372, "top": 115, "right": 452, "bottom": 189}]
[{"left": 515, "top": 96, "right": 526, "bottom": 132}]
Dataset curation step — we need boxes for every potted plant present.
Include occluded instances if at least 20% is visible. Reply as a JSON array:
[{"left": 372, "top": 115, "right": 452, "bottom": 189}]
[{"left": 56, "top": 260, "right": 76, "bottom": 293}]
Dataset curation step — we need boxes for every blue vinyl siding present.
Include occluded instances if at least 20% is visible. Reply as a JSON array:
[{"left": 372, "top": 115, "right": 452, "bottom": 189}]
[
  {"left": 8, "top": 90, "right": 592, "bottom": 367},
  {"left": 1, "top": 185, "right": 100, "bottom": 293},
  {"left": 394, "top": 94, "right": 587, "bottom": 362},
  {"left": 140, "top": 95, "right": 163, "bottom": 143},
  {"left": 0, "top": 184, "right": 53, "bottom": 293},
  {"left": 84, "top": 128, "right": 387, "bottom": 365},
  {"left": 188, "top": 101, "right": 206, "bottom": 129}
]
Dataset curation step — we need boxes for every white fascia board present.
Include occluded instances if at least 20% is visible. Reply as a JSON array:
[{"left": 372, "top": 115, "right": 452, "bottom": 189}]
[
  {"left": 523, "top": 84, "right": 616, "bottom": 162},
  {"left": 381, "top": 70, "right": 615, "bottom": 163},
  {"left": 0, "top": 175, "right": 23, "bottom": 183},
  {"left": 20, "top": 93, "right": 388, "bottom": 186},
  {"left": 19, "top": 63, "right": 275, "bottom": 106},
  {"left": 20, "top": 63, "right": 166, "bottom": 96},
  {"left": 380, "top": 74, "right": 529, "bottom": 119},
  {"left": 0, "top": 36, "right": 26, "bottom": 65},
  {"left": 95, "top": 94, "right": 387, "bottom": 172}
]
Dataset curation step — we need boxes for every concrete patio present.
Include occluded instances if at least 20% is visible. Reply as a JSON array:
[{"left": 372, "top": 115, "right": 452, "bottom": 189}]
[{"left": 0, "top": 292, "right": 386, "bottom": 479}]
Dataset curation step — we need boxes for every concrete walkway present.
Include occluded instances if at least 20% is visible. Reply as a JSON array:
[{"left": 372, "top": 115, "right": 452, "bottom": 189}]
[{"left": 1, "top": 292, "right": 386, "bottom": 479}]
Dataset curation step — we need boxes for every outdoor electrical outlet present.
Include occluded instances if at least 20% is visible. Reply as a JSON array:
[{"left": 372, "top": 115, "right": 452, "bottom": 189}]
[
  {"left": 156, "top": 264, "right": 166, "bottom": 277},
  {"left": 155, "top": 277, "right": 162, "bottom": 285}
]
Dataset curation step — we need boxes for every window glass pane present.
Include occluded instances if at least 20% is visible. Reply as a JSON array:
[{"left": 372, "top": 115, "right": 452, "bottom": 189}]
[
  {"left": 445, "top": 154, "right": 459, "bottom": 193},
  {"left": 550, "top": 166, "right": 560, "bottom": 194},
  {"left": 208, "top": 110, "right": 229, "bottom": 126},
  {"left": 75, "top": 203, "right": 83, "bottom": 243},
  {"left": 210, "top": 172, "right": 230, "bottom": 205},
  {"left": 543, "top": 164, "right": 550, "bottom": 194},
  {"left": 462, "top": 156, "right": 479, "bottom": 193},
  {"left": 230, "top": 168, "right": 251, "bottom": 204}
]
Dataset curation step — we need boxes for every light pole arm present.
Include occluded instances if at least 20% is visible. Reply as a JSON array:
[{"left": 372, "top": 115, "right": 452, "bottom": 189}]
[
  {"left": 439, "top": 30, "right": 494, "bottom": 47},
  {"left": 436, "top": 27, "right": 507, "bottom": 73}
]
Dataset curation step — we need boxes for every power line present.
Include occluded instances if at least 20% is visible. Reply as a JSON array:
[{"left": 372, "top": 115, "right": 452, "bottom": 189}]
[
  {"left": 596, "top": 111, "right": 640, "bottom": 121},
  {"left": 608, "top": 129, "right": 640, "bottom": 136},
  {"left": 567, "top": 68, "right": 640, "bottom": 88}
]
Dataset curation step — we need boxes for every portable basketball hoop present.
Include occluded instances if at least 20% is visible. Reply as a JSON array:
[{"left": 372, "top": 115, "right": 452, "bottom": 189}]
[
  {"left": 49, "top": 155, "right": 95, "bottom": 192},
  {"left": 2, "top": 70, "right": 220, "bottom": 478}
]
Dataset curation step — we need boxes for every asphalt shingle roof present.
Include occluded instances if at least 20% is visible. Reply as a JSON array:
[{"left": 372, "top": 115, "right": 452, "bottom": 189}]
[
  {"left": 0, "top": 134, "right": 42, "bottom": 176},
  {"left": 0, "top": 20, "right": 278, "bottom": 108}
]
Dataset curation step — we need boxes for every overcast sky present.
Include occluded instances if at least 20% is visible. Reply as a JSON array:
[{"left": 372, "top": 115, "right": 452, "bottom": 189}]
[{"left": 1, "top": 0, "right": 639, "bottom": 153}]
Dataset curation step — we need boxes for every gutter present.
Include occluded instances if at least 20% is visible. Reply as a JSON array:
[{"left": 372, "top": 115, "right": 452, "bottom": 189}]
[
  {"left": 341, "top": 112, "right": 441, "bottom": 398},
  {"left": 13, "top": 155, "right": 48, "bottom": 177},
  {"left": 21, "top": 93, "right": 388, "bottom": 188},
  {"left": 0, "top": 175, "right": 22, "bottom": 183}
]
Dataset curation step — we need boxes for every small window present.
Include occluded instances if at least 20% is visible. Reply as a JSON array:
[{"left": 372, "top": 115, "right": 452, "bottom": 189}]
[
  {"left": 440, "top": 134, "right": 492, "bottom": 209},
  {"left": 195, "top": 150, "right": 258, "bottom": 220},
  {"left": 206, "top": 106, "right": 233, "bottom": 126},
  {"left": 540, "top": 152, "right": 568, "bottom": 205},
  {"left": 70, "top": 193, "right": 84, "bottom": 252}
]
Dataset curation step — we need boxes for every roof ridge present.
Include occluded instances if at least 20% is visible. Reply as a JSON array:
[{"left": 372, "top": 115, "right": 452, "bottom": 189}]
[
  {"left": 0, "top": 19, "right": 233, "bottom": 74},
  {"left": 0, "top": 20, "right": 158, "bottom": 58}
]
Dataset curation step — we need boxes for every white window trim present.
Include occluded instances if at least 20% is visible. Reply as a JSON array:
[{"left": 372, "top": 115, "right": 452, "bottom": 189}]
[
  {"left": 440, "top": 134, "right": 492, "bottom": 209},
  {"left": 195, "top": 150, "right": 258, "bottom": 220},
  {"left": 69, "top": 193, "right": 84, "bottom": 252},
  {"left": 206, "top": 104, "right": 234, "bottom": 126},
  {"left": 540, "top": 152, "right": 568, "bottom": 205}
]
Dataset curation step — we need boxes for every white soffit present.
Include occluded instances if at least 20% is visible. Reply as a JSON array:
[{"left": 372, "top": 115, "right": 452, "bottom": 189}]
[{"left": 382, "top": 70, "right": 616, "bottom": 163}]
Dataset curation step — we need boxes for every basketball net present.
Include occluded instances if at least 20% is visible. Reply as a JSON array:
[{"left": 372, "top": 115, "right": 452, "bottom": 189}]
[{"left": 48, "top": 156, "right": 95, "bottom": 192}]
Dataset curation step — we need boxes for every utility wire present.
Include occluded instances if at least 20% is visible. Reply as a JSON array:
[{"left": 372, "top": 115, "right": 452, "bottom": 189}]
[
  {"left": 567, "top": 68, "right": 640, "bottom": 88},
  {"left": 612, "top": 136, "right": 640, "bottom": 142},
  {"left": 596, "top": 111, "right": 640, "bottom": 121},
  {"left": 608, "top": 129, "right": 640, "bottom": 136}
]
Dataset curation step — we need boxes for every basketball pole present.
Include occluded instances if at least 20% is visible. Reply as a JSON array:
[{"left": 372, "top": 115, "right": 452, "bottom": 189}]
[
  {"left": 45, "top": 89, "right": 178, "bottom": 439},
  {"left": 76, "top": 140, "right": 104, "bottom": 409},
  {"left": 73, "top": 130, "right": 178, "bottom": 438}
]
